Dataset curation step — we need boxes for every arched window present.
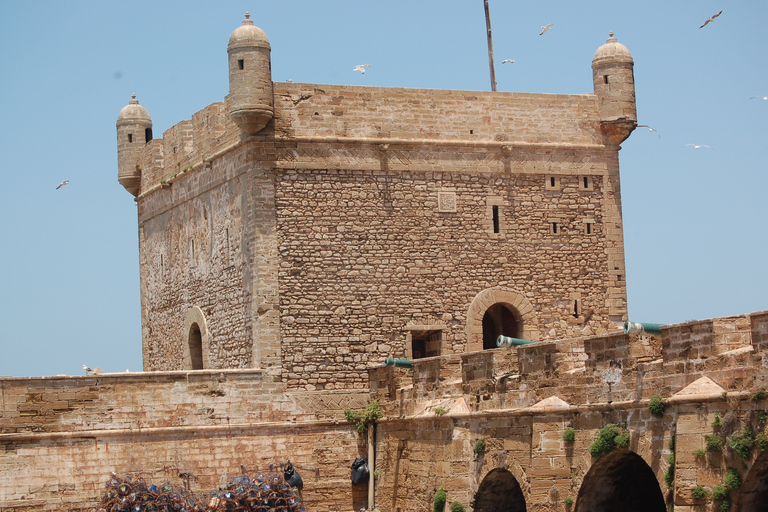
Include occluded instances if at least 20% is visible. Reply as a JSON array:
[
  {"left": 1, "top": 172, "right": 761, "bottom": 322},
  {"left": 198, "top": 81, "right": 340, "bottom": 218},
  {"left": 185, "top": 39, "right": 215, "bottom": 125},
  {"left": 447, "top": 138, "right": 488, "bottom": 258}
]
[
  {"left": 188, "top": 323, "right": 204, "bottom": 370},
  {"left": 482, "top": 303, "right": 519, "bottom": 350}
]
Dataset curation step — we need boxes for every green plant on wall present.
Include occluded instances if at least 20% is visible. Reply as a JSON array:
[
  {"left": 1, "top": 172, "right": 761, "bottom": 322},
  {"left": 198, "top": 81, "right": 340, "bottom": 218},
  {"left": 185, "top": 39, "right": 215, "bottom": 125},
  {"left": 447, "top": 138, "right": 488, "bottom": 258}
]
[
  {"left": 713, "top": 485, "right": 731, "bottom": 512},
  {"left": 724, "top": 469, "right": 742, "bottom": 490},
  {"left": 563, "top": 429, "right": 576, "bottom": 442},
  {"left": 433, "top": 486, "right": 447, "bottom": 512},
  {"left": 648, "top": 395, "right": 665, "bottom": 417},
  {"left": 473, "top": 438, "right": 486, "bottom": 460},
  {"left": 706, "top": 433, "right": 724, "bottom": 452},
  {"left": 449, "top": 501, "right": 465, "bottom": 512},
  {"left": 434, "top": 406, "right": 448, "bottom": 416},
  {"left": 713, "top": 412, "right": 722, "bottom": 428},
  {"left": 728, "top": 424, "right": 755, "bottom": 460},
  {"left": 589, "top": 424, "right": 630, "bottom": 457},
  {"left": 750, "top": 388, "right": 767, "bottom": 402},
  {"left": 344, "top": 400, "right": 383, "bottom": 433},
  {"left": 691, "top": 486, "right": 708, "bottom": 500},
  {"left": 564, "top": 497, "right": 574, "bottom": 507}
]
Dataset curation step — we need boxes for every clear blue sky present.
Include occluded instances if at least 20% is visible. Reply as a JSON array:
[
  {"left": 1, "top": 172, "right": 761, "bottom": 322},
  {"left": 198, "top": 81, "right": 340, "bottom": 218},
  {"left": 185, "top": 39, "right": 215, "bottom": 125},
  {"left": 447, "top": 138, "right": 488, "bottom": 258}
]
[{"left": 0, "top": 1, "right": 765, "bottom": 377}]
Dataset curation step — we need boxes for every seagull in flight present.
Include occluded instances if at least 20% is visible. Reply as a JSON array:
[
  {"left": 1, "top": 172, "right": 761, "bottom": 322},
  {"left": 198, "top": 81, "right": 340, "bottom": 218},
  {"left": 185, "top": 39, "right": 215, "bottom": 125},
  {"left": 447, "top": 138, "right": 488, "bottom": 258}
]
[
  {"left": 638, "top": 125, "right": 660, "bottom": 138},
  {"left": 540, "top": 23, "right": 553, "bottom": 35},
  {"left": 700, "top": 11, "right": 722, "bottom": 28},
  {"left": 502, "top": 59, "right": 515, "bottom": 64},
  {"left": 686, "top": 144, "right": 711, "bottom": 149},
  {"left": 56, "top": 180, "right": 69, "bottom": 189},
  {"left": 353, "top": 64, "right": 370, "bottom": 74},
  {"left": 750, "top": 96, "right": 767, "bottom": 100}
]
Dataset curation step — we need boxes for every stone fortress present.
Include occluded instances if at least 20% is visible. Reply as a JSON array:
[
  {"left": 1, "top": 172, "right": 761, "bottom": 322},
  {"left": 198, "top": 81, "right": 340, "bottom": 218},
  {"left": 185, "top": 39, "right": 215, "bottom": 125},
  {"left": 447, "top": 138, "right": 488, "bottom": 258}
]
[{"left": 1, "top": 13, "right": 767, "bottom": 512}]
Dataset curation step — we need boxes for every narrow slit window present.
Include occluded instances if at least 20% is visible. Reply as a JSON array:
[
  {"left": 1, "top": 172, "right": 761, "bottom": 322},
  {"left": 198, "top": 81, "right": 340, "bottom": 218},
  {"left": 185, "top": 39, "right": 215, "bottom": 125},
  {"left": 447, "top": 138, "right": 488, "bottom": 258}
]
[
  {"left": 145, "top": 127, "right": 153, "bottom": 142},
  {"left": 604, "top": 75, "right": 609, "bottom": 84},
  {"left": 550, "top": 176, "right": 556, "bottom": 187},
  {"left": 492, "top": 206, "right": 500, "bottom": 233},
  {"left": 128, "top": 133, "right": 133, "bottom": 143},
  {"left": 586, "top": 223, "right": 592, "bottom": 234},
  {"left": 552, "top": 222, "right": 558, "bottom": 234},
  {"left": 583, "top": 176, "right": 589, "bottom": 188},
  {"left": 238, "top": 59, "right": 244, "bottom": 70},
  {"left": 573, "top": 300, "right": 580, "bottom": 318}
]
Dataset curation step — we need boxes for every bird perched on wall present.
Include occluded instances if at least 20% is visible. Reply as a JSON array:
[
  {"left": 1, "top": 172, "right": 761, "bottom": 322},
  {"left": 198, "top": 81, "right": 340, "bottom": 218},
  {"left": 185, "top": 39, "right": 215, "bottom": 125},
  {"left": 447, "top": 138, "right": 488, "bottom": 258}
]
[
  {"left": 638, "top": 125, "right": 661, "bottom": 138},
  {"left": 540, "top": 23, "right": 553, "bottom": 35},
  {"left": 83, "top": 365, "right": 93, "bottom": 374},
  {"left": 502, "top": 59, "right": 515, "bottom": 64},
  {"left": 700, "top": 11, "right": 722, "bottom": 28},
  {"left": 56, "top": 180, "right": 69, "bottom": 189},
  {"left": 353, "top": 64, "right": 370, "bottom": 74},
  {"left": 686, "top": 144, "right": 712, "bottom": 149}
]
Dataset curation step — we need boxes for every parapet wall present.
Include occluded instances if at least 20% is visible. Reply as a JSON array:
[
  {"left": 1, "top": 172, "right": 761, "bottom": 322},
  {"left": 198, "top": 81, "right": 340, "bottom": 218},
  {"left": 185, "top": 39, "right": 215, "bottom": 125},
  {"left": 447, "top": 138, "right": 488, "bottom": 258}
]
[{"left": 137, "top": 83, "right": 603, "bottom": 197}]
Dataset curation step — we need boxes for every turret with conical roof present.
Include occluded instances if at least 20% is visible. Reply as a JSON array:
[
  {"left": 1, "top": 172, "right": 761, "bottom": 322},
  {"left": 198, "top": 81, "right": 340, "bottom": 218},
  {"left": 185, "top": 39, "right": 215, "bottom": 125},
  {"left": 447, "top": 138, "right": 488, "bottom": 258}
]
[
  {"left": 592, "top": 32, "right": 636, "bottom": 145},
  {"left": 227, "top": 12, "right": 274, "bottom": 135},
  {"left": 116, "top": 94, "right": 153, "bottom": 196}
]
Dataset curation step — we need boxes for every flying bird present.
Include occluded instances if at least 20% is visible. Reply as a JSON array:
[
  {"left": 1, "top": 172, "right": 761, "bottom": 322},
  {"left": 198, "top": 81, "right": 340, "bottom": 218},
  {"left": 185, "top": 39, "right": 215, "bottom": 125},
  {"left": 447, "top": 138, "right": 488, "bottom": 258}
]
[
  {"left": 638, "top": 125, "right": 661, "bottom": 138},
  {"left": 56, "top": 180, "right": 69, "bottom": 189},
  {"left": 686, "top": 144, "right": 712, "bottom": 149},
  {"left": 750, "top": 96, "right": 767, "bottom": 100},
  {"left": 700, "top": 11, "right": 722, "bottom": 28},
  {"left": 353, "top": 64, "right": 370, "bottom": 74},
  {"left": 540, "top": 23, "right": 553, "bottom": 35},
  {"left": 502, "top": 59, "right": 515, "bottom": 64}
]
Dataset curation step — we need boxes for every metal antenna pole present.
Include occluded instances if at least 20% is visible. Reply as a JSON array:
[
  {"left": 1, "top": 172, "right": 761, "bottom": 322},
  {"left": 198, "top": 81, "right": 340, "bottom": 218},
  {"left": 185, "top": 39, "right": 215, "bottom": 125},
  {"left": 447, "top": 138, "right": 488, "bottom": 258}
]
[{"left": 484, "top": 0, "right": 497, "bottom": 92}]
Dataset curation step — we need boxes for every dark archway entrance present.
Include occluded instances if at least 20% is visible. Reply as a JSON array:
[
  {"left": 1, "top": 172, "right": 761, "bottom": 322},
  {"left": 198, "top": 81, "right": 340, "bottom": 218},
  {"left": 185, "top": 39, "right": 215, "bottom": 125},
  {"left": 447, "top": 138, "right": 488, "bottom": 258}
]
[
  {"left": 482, "top": 303, "right": 519, "bottom": 350},
  {"left": 736, "top": 450, "right": 768, "bottom": 512},
  {"left": 575, "top": 450, "right": 665, "bottom": 512},
  {"left": 188, "top": 323, "right": 204, "bottom": 370},
  {"left": 473, "top": 468, "right": 526, "bottom": 512}
]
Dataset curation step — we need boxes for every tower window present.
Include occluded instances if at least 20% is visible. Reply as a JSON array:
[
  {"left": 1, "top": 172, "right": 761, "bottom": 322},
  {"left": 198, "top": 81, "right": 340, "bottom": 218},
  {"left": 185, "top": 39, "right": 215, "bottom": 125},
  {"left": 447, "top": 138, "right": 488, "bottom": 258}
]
[
  {"left": 238, "top": 59, "right": 244, "bottom": 70},
  {"left": 573, "top": 300, "right": 580, "bottom": 318},
  {"left": 583, "top": 176, "right": 589, "bottom": 188},
  {"left": 586, "top": 222, "right": 592, "bottom": 234},
  {"left": 128, "top": 133, "right": 133, "bottom": 143},
  {"left": 145, "top": 127, "right": 153, "bottom": 143},
  {"left": 604, "top": 75, "right": 609, "bottom": 84},
  {"left": 552, "top": 222, "right": 558, "bottom": 234},
  {"left": 550, "top": 177, "right": 556, "bottom": 187},
  {"left": 492, "top": 206, "right": 500, "bottom": 233}
]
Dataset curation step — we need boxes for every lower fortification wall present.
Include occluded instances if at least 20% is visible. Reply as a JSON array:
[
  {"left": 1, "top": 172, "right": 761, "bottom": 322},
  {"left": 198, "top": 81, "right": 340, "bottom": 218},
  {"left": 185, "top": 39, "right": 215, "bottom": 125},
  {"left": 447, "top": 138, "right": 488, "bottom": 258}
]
[{"left": 2, "top": 311, "right": 767, "bottom": 511}]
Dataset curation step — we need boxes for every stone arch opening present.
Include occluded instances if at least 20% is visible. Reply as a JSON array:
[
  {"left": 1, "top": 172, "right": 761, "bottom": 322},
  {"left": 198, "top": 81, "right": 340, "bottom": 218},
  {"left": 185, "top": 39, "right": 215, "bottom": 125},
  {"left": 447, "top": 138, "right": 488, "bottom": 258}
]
[
  {"left": 574, "top": 450, "right": 665, "bottom": 512},
  {"left": 736, "top": 449, "right": 768, "bottom": 512},
  {"left": 482, "top": 303, "right": 519, "bottom": 349},
  {"left": 473, "top": 468, "right": 526, "bottom": 512},
  {"left": 183, "top": 306, "right": 211, "bottom": 370},
  {"left": 188, "top": 323, "right": 204, "bottom": 370},
  {"left": 466, "top": 287, "right": 538, "bottom": 352}
]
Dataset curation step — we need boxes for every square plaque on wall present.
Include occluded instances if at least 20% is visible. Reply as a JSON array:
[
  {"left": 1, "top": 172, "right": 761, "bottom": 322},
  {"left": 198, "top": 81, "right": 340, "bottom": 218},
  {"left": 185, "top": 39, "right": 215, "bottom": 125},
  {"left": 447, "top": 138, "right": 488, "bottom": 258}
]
[{"left": 437, "top": 191, "right": 457, "bottom": 212}]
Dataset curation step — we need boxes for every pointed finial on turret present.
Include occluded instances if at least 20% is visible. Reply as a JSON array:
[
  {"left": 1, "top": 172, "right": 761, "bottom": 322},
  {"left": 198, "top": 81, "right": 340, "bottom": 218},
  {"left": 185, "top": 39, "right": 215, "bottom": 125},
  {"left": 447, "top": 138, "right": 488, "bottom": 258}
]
[
  {"left": 607, "top": 31, "right": 616, "bottom": 42},
  {"left": 129, "top": 93, "right": 138, "bottom": 104},
  {"left": 243, "top": 12, "right": 254, "bottom": 26}
]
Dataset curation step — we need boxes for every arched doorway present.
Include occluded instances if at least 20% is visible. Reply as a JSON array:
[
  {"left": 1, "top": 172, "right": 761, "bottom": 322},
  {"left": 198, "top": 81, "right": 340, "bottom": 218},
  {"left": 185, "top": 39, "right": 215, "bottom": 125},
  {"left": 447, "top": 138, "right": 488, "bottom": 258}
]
[
  {"left": 736, "top": 450, "right": 768, "bottom": 512},
  {"left": 473, "top": 468, "right": 526, "bottom": 512},
  {"left": 482, "top": 303, "right": 519, "bottom": 350},
  {"left": 188, "top": 323, "right": 204, "bottom": 370},
  {"left": 575, "top": 450, "right": 665, "bottom": 512}
]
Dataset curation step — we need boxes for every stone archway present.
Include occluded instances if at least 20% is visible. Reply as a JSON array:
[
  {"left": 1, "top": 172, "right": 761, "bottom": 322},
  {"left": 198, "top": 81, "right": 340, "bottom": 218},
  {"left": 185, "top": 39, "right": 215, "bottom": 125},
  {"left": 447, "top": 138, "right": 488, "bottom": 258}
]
[
  {"left": 736, "top": 450, "right": 768, "bottom": 512},
  {"left": 574, "top": 450, "right": 665, "bottom": 512},
  {"left": 466, "top": 287, "right": 538, "bottom": 352},
  {"left": 183, "top": 306, "right": 211, "bottom": 370},
  {"left": 473, "top": 468, "right": 527, "bottom": 512}
]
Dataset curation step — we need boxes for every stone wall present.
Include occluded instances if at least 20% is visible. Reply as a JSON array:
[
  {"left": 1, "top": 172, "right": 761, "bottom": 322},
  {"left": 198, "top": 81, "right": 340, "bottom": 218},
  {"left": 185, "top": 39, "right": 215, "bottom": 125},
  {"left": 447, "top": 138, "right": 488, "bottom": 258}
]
[{"left": 2, "top": 311, "right": 768, "bottom": 511}]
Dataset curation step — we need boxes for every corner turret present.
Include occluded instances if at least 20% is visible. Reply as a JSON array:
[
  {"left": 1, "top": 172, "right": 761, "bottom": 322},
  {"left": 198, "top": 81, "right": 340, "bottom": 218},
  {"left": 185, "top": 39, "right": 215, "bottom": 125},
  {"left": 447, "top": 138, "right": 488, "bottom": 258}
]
[
  {"left": 592, "top": 32, "right": 636, "bottom": 145},
  {"left": 116, "top": 94, "right": 152, "bottom": 197},
  {"left": 227, "top": 12, "right": 274, "bottom": 135}
]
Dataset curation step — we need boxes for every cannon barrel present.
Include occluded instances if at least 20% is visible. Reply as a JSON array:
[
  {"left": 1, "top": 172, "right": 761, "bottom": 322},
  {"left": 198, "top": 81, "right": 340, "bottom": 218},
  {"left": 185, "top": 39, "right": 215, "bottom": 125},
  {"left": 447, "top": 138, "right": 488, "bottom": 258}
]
[
  {"left": 496, "top": 335, "right": 536, "bottom": 348},
  {"left": 384, "top": 358, "right": 413, "bottom": 368},
  {"left": 623, "top": 321, "right": 663, "bottom": 335}
]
